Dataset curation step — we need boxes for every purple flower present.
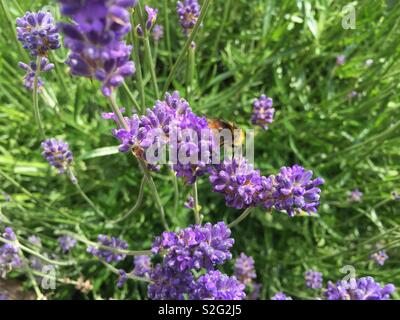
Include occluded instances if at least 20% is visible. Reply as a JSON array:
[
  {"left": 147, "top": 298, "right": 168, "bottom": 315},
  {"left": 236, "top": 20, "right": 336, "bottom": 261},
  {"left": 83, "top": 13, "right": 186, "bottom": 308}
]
[
  {"left": 87, "top": 234, "right": 128, "bottom": 263},
  {"left": 29, "top": 255, "right": 43, "bottom": 271},
  {"left": 348, "top": 91, "right": 358, "bottom": 100},
  {"left": 133, "top": 255, "right": 152, "bottom": 277},
  {"left": 184, "top": 196, "right": 194, "bottom": 209},
  {"left": 18, "top": 58, "right": 54, "bottom": 92},
  {"left": 251, "top": 95, "right": 275, "bottom": 130},
  {"left": 3, "top": 228, "right": 17, "bottom": 241},
  {"left": 152, "top": 25, "right": 164, "bottom": 42},
  {"left": 0, "top": 293, "right": 8, "bottom": 300},
  {"left": 145, "top": 6, "right": 158, "bottom": 30},
  {"left": 16, "top": 11, "right": 60, "bottom": 56},
  {"left": 209, "top": 157, "right": 263, "bottom": 209},
  {"left": 336, "top": 55, "right": 346, "bottom": 66},
  {"left": 262, "top": 165, "right": 324, "bottom": 217},
  {"left": 41, "top": 138, "right": 73, "bottom": 174},
  {"left": 117, "top": 269, "right": 128, "bottom": 287},
  {"left": 0, "top": 227, "right": 21, "bottom": 278},
  {"left": 177, "top": 0, "right": 200, "bottom": 36},
  {"left": 271, "top": 292, "right": 292, "bottom": 300},
  {"left": 324, "top": 276, "right": 395, "bottom": 300},
  {"left": 190, "top": 270, "right": 246, "bottom": 300},
  {"left": 349, "top": 189, "right": 363, "bottom": 203},
  {"left": 148, "top": 263, "right": 194, "bottom": 300},
  {"left": 101, "top": 108, "right": 126, "bottom": 122},
  {"left": 209, "top": 158, "right": 324, "bottom": 215},
  {"left": 111, "top": 114, "right": 151, "bottom": 153},
  {"left": 57, "top": 0, "right": 136, "bottom": 96},
  {"left": 58, "top": 236, "right": 77, "bottom": 253},
  {"left": 28, "top": 235, "right": 42, "bottom": 248},
  {"left": 371, "top": 250, "right": 389, "bottom": 266},
  {"left": 164, "top": 92, "right": 215, "bottom": 184},
  {"left": 152, "top": 221, "right": 234, "bottom": 272},
  {"left": 234, "top": 253, "right": 257, "bottom": 286},
  {"left": 103, "top": 91, "right": 216, "bottom": 181},
  {"left": 305, "top": 270, "right": 323, "bottom": 289}
]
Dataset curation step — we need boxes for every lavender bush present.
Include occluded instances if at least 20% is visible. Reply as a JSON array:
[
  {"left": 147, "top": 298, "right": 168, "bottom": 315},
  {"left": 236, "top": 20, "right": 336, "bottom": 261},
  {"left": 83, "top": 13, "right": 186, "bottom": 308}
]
[{"left": 0, "top": 0, "right": 398, "bottom": 301}]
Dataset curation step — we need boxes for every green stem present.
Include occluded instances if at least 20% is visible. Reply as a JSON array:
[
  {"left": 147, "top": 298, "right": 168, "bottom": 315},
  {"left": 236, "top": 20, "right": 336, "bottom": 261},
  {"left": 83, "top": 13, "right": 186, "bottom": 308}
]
[
  {"left": 23, "top": 255, "right": 45, "bottom": 299},
  {"left": 154, "top": 42, "right": 158, "bottom": 66},
  {"left": 162, "top": 0, "right": 211, "bottom": 95},
  {"left": 32, "top": 56, "right": 45, "bottom": 139},
  {"left": 111, "top": 176, "right": 146, "bottom": 224},
  {"left": 163, "top": 0, "right": 173, "bottom": 67},
  {"left": 101, "top": 261, "right": 151, "bottom": 283},
  {"left": 130, "top": 13, "right": 146, "bottom": 113},
  {"left": 143, "top": 36, "right": 160, "bottom": 99},
  {"left": 192, "top": 181, "right": 200, "bottom": 225},
  {"left": 171, "top": 171, "right": 179, "bottom": 220},
  {"left": 136, "top": 1, "right": 160, "bottom": 99},
  {"left": 0, "top": 237, "right": 75, "bottom": 266},
  {"left": 50, "top": 51, "right": 70, "bottom": 101},
  {"left": 56, "top": 230, "right": 152, "bottom": 256},
  {"left": 186, "top": 45, "right": 196, "bottom": 99},
  {"left": 122, "top": 81, "right": 141, "bottom": 112},
  {"left": 108, "top": 95, "right": 169, "bottom": 230},
  {"left": 68, "top": 168, "right": 105, "bottom": 219},
  {"left": 228, "top": 207, "right": 254, "bottom": 228},
  {"left": 138, "top": 158, "right": 169, "bottom": 230},
  {"left": 109, "top": 95, "right": 129, "bottom": 130}
]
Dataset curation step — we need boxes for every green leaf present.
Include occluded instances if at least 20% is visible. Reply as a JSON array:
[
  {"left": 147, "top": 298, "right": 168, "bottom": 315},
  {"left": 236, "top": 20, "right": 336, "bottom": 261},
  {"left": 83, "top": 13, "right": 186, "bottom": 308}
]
[{"left": 78, "top": 146, "right": 119, "bottom": 160}]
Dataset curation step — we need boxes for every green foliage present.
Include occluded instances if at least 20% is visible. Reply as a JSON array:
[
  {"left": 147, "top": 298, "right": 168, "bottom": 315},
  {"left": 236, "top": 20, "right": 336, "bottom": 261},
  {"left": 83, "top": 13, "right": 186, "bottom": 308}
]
[{"left": 0, "top": 0, "right": 399, "bottom": 300}]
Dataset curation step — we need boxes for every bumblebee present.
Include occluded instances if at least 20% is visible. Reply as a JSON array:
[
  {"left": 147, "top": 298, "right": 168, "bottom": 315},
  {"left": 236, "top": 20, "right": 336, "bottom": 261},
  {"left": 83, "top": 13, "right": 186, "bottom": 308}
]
[{"left": 206, "top": 118, "right": 245, "bottom": 148}]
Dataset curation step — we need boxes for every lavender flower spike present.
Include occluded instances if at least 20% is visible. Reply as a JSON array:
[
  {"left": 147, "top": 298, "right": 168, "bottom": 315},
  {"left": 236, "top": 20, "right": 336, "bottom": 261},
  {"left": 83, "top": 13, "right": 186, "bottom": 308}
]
[
  {"left": 190, "top": 270, "right": 246, "bottom": 300},
  {"left": 41, "top": 138, "right": 73, "bottom": 174},
  {"left": 209, "top": 157, "right": 263, "bottom": 209},
  {"left": 57, "top": 0, "right": 136, "bottom": 96},
  {"left": 251, "top": 95, "right": 275, "bottom": 130},
  {"left": 371, "top": 250, "right": 389, "bottom": 266},
  {"left": 305, "top": 270, "right": 323, "bottom": 289},
  {"left": 177, "top": 0, "right": 200, "bottom": 36},
  {"left": 234, "top": 253, "right": 257, "bottom": 286},
  {"left": 349, "top": 189, "right": 363, "bottom": 203},
  {"left": 271, "top": 292, "right": 292, "bottom": 300},
  {"left": 184, "top": 196, "right": 194, "bottom": 209},
  {"left": 18, "top": 58, "right": 54, "bottom": 92},
  {"left": 58, "top": 236, "right": 77, "bottom": 253},
  {"left": 16, "top": 11, "right": 60, "bottom": 56},
  {"left": 145, "top": 6, "right": 158, "bottom": 30},
  {"left": 87, "top": 234, "right": 128, "bottom": 263},
  {"left": 152, "top": 25, "right": 164, "bottom": 42},
  {"left": 28, "top": 235, "right": 42, "bottom": 248},
  {"left": 263, "top": 164, "right": 324, "bottom": 217},
  {"left": 148, "top": 263, "right": 194, "bottom": 300},
  {"left": 133, "top": 255, "right": 152, "bottom": 277},
  {"left": 336, "top": 55, "right": 346, "bottom": 66},
  {"left": 324, "top": 276, "right": 395, "bottom": 300},
  {"left": 152, "top": 221, "right": 234, "bottom": 272},
  {"left": 0, "top": 227, "right": 21, "bottom": 278}
]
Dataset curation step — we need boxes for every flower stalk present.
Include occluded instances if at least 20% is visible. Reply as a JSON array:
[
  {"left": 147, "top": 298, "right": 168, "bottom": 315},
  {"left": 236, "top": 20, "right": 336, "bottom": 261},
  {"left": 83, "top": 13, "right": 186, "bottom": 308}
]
[
  {"left": 162, "top": 0, "right": 211, "bottom": 95},
  {"left": 32, "top": 55, "right": 45, "bottom": 138},
  {"left": 228, "top": 207, "right": 254, "bottom": 228}
]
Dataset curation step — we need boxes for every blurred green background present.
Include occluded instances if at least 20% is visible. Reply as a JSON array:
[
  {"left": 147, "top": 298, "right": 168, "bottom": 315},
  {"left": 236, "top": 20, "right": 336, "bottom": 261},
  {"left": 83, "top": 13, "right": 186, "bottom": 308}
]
[{"left": 0, "top": 0, "right": 399, "bottom": 299}]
